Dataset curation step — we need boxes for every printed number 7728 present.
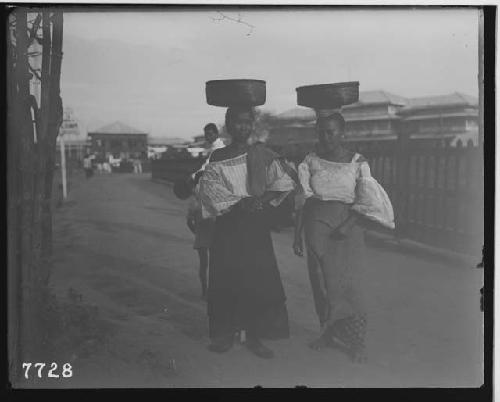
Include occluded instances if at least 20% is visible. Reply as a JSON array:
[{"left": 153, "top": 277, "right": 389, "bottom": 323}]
[{"left": 22, "top": 362, "right": 73, "bottom": 378}]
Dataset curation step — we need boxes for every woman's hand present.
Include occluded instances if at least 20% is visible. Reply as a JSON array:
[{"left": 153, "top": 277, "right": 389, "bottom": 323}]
[
  {"left": 330, "top": 225, "right": 348, "bottom": 240},
  {"left": 239, "top": 196, "right": 263, "bottom": 212},
  {"left": 293, "top": 235, "right": 304, "bottom": 257},
  {"left": 187, "top": 218, "right": 196, "bottom": 234},
  {"left": 330, "top": 215, "right": 358, "bottom": 240}
]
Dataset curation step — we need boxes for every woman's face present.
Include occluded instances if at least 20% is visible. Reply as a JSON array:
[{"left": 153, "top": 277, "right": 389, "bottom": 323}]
[
  {"left": 317, "top": 118, "right": 344, "bottom": 152},
  {"left": 228, "top": 110, "right": 254, "bottom": 144}
]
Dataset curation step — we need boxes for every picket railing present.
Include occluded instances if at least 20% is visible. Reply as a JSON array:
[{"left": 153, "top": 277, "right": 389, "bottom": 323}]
[
  {"left": 350, "top": 139, "right": 483, "bottom": 255},
  {"left": 151, "top": 139, "right": 484, "bottom": 255}
]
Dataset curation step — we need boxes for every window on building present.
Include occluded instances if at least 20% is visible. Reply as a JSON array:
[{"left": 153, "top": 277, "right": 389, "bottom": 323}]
[
  {"left": 96, "top": 139, "right": 102, "bottom": 147},
  {"left": 111, "top": 140, "right": 120, "bottom": 148}
]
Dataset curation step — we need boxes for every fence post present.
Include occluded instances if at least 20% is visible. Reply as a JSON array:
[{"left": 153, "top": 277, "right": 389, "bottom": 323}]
[{"left": 395, "top": 120, "right": 410, "bottom": 240}]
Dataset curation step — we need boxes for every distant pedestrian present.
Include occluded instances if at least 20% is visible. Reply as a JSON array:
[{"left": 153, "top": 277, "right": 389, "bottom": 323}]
[
  {"left": 174, "top": 173, "right": 214, "bottom": 300},
  {"left": 103, "top": 154, "right": 112, "bottom": 174},
  {"left": 133, "top": 158, "right": 143, "bottom": 174},
  {"left": 96, "top": 154, "right": 104, "bottom": 174},
  {"left": 192, "top": 123, "right": 225, "bottom": 180},
  {"left": 83, "top": 154, "right": 93, "bottom": 179}
]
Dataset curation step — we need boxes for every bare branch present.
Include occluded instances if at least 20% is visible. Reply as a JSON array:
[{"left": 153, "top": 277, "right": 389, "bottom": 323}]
[
  {"left": 28, "top": 13, "right": 42, "bottom": 46},
  {"left": 210, "top": 11, "right": 255, "bottom": 36}
]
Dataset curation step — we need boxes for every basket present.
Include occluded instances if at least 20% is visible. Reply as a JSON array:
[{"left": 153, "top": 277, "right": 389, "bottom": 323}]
[
  {"left": 296, "top": 81, "right": 359, "bottom": 109},
  {"left": 206, "top": 79, "right": 266, "bottom": 107}
]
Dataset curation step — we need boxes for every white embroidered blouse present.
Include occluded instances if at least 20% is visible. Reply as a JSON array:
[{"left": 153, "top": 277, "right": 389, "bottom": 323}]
[
  {"left": 199, "top": 153, "right": 296, "bottom": 219},
  {"left": 298, "top": 152, "right": 395, "bottom": 229}
]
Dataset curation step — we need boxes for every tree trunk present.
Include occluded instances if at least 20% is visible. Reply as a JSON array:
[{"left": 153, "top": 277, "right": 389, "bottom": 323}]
[{"left": 8, "top": 10, "right": 65, "bottom": 383}]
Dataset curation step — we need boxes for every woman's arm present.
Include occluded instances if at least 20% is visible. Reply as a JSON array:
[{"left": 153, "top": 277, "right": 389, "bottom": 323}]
[
  {"left": 259, "top": 190, "right": 283, "bottom": 205},
  {"left": 293, "top": 205, "right": 305, "bottom": 257}
]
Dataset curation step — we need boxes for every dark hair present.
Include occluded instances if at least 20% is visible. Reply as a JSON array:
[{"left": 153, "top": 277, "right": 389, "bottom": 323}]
[
  {"left": 173, "top": 178, "right": 193, "bottom": 200},
  {"left": 317, "top": 112, "right": 346, "bottom": 132},
  {"left": 204, "top": 123, "right": 218, "bottom": 133},
  {"left": 225, "top": 106, "right": 255, "bottom": 129}
]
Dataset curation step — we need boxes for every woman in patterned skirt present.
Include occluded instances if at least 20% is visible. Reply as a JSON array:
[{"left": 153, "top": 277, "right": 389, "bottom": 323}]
[
  {"left": 293, "top": 111, "right": 394, "bottom": 363},
  {"left": 198, "top": 106, "right": 296, "bottom": 359}
]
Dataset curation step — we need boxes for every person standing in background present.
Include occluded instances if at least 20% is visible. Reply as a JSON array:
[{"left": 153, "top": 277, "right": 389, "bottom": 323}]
[
  {"left": 83, "top": 154, "right": 93, "bottom": 179},
  {"left": 192, "top": 123, "right": 225, "bottom": 180},
  {"left": 173, "top": 172, "right": 214, "bottom": 301},
  {"left": 133, "top": 156, "right": 143, "bottom": 174}
]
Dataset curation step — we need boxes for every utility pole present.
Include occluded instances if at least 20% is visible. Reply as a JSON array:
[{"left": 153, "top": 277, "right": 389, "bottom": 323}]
[
  {"left": 478, "top": 9, "right": 484, "bottom": 146},
  {"left": 59, "top": 132, "right": 68, "bottom": 200}
]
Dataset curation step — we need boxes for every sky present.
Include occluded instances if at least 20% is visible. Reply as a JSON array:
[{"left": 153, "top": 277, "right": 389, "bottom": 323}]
[{"left": 61, "top": 8, "right": 479, "bottom": 139}]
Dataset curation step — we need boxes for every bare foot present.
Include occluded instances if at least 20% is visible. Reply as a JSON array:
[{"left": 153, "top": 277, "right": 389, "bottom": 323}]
[
  {"left": 308, "top": 336, "right": 329, "bottom": 351},
  {"left": 350, "top": 348, "right": 367, "bottom": 364},
  {"left": 328, "top": 337, "right": 367, "bottom": 363}
]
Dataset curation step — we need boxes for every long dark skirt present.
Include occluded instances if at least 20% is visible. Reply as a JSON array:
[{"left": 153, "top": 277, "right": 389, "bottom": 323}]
[{"left": 207, "top": 206, "right": 289, "bottom": 341}]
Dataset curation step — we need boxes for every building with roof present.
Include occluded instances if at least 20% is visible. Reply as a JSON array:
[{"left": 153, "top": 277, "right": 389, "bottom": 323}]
[
  {"left": 398, "top": 92, "right": 479, "bottom": 146},
  {"left": 88, "top": 121, "right": 148, "bottom": 160},
  {"left": 268, "top": 90, "right": 478, "bottom": 148}
]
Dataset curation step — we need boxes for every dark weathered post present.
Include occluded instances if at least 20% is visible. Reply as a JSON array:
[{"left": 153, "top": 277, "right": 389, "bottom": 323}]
[
  {"left": 478, "top": 9, "right": 484, "bottom": 146},
  {"left": 394, "top": 118, "right": 409, "bottom": 241}
]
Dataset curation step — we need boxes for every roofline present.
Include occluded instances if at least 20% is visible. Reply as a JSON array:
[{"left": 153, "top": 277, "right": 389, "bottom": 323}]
[{"left": 88, "top": 131, "right": 148, "bottom": 135}]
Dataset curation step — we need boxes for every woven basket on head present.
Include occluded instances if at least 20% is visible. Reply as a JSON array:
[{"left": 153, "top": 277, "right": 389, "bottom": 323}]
[
  {"left": 296, "top": 81, "right": 359, "bottom": 109},
  {"left": 206, "top": 79, "right": 266, "bottom": 107}
]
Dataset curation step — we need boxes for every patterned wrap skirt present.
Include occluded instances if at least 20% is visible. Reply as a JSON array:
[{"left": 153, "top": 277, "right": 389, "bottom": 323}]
[
  {"left": 207, "top": 205, "right": 290, "bottom": 340},
  {"left": 304, "top": 198, "right": 367, "bottom": 351}
]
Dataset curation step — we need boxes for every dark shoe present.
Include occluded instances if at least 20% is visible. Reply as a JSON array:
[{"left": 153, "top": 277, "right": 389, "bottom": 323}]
[
  {"left": 208, "top": 337, "right": 233, "bottom": 353},
  {"left": 246, "top": 338, "right": 274, "bottom": 359}
]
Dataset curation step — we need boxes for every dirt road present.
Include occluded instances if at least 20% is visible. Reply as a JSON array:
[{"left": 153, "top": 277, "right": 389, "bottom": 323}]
[{"left": 47, "top": 172, "right": 483, "bottom": 388}]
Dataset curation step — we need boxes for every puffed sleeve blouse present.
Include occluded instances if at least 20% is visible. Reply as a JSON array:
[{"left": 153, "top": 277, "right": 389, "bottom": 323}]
[
  {"left": 297, "top": 152, "right": 395, "bottom": 229},
  {"left": 199, "top": 153, "right": 296, "bottom": 219}
]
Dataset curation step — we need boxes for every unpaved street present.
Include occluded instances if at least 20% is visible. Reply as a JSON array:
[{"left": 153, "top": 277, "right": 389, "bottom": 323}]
[{"left": 47, "top": 172, "right": 483, "bottom": 388}]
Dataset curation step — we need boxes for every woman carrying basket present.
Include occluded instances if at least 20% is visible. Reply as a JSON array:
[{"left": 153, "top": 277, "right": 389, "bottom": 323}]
[
  {"left": 293, "top": 82, "right": 395, "bottom": 363},
  {"left": 198, "top": 80, "right": 297, "bottom": 359}
]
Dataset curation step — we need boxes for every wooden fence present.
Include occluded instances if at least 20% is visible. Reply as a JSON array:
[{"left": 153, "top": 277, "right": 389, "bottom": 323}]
[
  {"left": 350, "top": 139, "right": 483, "bottom": 255},
  {"left": 151, "top": 139, "right": 483, "bottom": 255}
]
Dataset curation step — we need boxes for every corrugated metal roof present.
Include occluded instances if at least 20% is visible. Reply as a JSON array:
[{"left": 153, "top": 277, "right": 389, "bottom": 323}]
[
  {"left": 344, "top": 90, "right": 408, "bottom": 107},
  {"left": 401, "top": 92, "right": 478, "bottom": 112},
  {"left": 345, "top": 114, "right": 401, "bottom": 122},
  {"left": 276, "top": 90, "right": 408, "bottom": 121},
  {"left": 403, "top": 111, "right": 478, "bottom": 120},
  {"left": 275, "top": 91, "right": 478, "bottom": 122},
  {"left": 89, "top": 121, "right": 147, "bottom": 135}
]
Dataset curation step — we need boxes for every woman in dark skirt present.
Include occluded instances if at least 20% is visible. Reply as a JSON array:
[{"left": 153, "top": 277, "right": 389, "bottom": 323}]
[{"left": 198, "top": 106, "right": 296, "bottom": 359}]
